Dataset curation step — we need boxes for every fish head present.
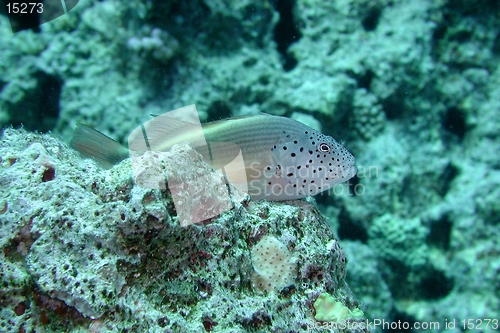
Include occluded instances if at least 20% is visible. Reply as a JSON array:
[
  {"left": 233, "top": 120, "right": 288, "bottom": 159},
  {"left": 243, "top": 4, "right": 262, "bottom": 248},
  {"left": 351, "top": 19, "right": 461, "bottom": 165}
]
[
  {"left": 307, "top": 133, "right": 357, "bottom": 189},
  {"left": 268, "top": 129, "right": 356, "bottom": 199}
]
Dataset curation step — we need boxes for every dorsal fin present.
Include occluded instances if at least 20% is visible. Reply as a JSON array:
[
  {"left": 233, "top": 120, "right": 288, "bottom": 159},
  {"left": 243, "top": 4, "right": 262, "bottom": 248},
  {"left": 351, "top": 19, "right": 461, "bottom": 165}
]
[{"left": 129, "top": 116, "right": 205, "bottom": 153}]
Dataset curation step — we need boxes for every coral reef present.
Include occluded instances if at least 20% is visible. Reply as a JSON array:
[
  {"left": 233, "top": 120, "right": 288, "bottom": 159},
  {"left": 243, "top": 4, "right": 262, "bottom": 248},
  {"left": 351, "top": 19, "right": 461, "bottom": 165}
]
[
  {"left": 250, "top": 235, "right": 297, "bottom": 293},
  {"left": 1, "top": 0, "right": 500, "bottom": 331},
  {"left": 313, "top": 292, "right": 364, "bottom": 322},
  {"left": 0, "top": 129, "right": 361, "bottom": 332}
]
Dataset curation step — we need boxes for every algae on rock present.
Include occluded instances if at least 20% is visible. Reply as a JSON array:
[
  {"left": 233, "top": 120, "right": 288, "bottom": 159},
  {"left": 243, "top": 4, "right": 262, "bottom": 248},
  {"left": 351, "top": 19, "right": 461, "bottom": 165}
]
[{"left": 0, "top": 128, "right": 363, "bottom": 332}]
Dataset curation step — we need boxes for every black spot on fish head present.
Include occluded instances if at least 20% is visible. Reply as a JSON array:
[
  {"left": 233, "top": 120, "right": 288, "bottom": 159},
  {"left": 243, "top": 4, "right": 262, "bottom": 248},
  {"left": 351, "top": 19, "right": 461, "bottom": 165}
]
[
  {"left": 295, "top": 132, "right": 357, "bottom": 188},
  {"left": 316, "top": 134, "right": 356, "bottom": 185},
  {"left": 274, "top": 129, "right": 356, "bottom": 196}
]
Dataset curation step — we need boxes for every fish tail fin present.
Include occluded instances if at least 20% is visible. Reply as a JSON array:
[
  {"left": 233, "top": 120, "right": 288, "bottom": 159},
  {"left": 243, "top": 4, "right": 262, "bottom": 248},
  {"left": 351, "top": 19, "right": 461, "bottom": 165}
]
[{"left": 71, "top": 124, "right": 129, "bottom": 169}]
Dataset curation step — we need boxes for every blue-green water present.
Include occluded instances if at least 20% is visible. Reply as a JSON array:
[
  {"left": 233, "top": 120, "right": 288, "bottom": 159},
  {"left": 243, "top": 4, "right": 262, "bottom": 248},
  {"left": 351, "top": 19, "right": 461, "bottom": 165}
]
[{"left": 0, "top": 0, "right": 499, "bottom": 332}]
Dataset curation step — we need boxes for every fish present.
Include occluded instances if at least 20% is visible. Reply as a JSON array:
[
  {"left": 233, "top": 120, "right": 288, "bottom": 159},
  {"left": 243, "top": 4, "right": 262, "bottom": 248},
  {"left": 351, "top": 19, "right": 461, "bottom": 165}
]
[{"left": 71, "top": 110, "right": 356, "bottom": 201}]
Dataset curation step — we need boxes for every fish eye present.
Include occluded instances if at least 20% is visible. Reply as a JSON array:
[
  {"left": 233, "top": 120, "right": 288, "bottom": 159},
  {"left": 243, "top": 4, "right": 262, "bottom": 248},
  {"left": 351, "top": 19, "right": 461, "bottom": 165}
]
[{"left": 318, "top": 143, "right": 330, "bottom": 152}]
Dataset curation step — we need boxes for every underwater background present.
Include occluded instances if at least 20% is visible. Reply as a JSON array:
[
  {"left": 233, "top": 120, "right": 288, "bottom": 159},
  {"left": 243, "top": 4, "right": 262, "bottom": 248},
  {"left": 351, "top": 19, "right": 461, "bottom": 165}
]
[{"left": 1, "top": 0, "right": 499, "bottom": 332}]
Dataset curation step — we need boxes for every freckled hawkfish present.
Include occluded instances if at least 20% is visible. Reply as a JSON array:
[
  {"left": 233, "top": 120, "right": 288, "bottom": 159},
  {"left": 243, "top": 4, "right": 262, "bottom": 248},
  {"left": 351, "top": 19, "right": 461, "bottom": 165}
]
[{"left": 71, "top": 105, "right": 356, "bottom": 200}]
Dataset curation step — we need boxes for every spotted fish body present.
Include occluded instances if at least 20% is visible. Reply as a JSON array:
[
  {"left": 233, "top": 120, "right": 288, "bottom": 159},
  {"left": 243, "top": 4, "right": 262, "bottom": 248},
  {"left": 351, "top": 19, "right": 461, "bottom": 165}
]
[
  {"left": 200, "top": 114, "right": 356, "bottom": 200},
  {"left": 71, "top": 113, "right": 356, "bottom": 201}
]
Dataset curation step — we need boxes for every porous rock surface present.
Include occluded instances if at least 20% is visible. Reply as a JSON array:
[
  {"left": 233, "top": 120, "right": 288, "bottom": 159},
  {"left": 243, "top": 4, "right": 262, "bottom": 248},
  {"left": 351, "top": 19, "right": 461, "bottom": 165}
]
[{"left": 0, "top": 128, "right": 361, "bottom": 332}]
